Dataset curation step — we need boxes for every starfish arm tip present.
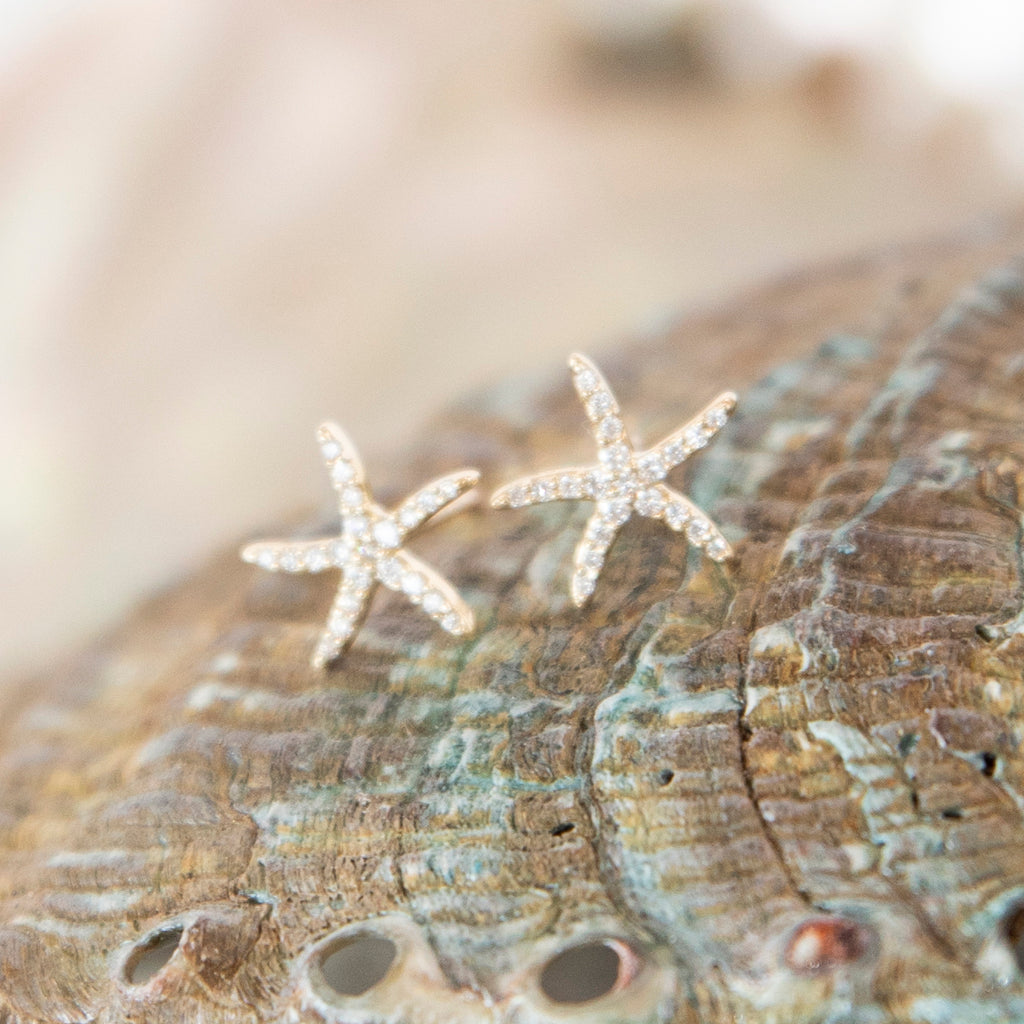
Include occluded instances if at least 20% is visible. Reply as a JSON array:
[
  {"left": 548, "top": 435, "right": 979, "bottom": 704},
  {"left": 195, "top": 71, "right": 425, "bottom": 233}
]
[{"left": 570, "top": 572, "right": 597, "bottom": 607}]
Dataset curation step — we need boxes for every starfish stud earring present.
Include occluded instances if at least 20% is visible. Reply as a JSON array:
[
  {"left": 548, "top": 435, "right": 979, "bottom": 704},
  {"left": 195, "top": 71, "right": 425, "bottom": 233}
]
[
  {"left": 492, "top": 353, "right": 736, "bottom": 606},
  {"left": 242, "top": 423, "right": 478, "bottom": 668}
]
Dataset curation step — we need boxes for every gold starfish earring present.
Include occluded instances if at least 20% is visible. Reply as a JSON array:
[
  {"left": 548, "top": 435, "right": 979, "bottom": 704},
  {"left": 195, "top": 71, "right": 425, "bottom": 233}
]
[
  {"left": 492, "top": 353, "right": 736, "bottom": 606},
  {"left": 242, "top": 423, "right": 478, "bottom": 668}
]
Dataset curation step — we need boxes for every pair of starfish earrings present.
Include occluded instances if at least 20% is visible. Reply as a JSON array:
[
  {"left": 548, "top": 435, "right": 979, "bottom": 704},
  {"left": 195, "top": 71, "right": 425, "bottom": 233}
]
[{"left": 242, "top": 354, "right": 737, "bottom": 668}]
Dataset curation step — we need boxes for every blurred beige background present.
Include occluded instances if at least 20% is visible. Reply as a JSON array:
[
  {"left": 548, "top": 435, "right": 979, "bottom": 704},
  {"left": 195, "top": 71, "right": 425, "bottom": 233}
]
[{"left": 2, "top": 0, "right": 1023, "bottom": 681}]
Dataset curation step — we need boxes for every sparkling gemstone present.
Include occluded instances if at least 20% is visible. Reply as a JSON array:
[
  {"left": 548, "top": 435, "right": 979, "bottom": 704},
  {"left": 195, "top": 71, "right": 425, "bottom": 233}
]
[
  {"left": 706, "top": 536, "right": 729, "bottom": 561},
  {"left": 331, "top": 538, "right": 352, "bottom": 562},
  {"left": 281, "top": 551, "right": 301, "bottom": 572},
  {"left": 423, "top": 591, "right": 447, "bottom": 616},
  {"left": 418, "top": 491, "right": 442, "bottom": 515},
  {"left": 508, "top": 485, "right": 529, "bottom": 508},
  {"left": 306, "top": 547, "right": 328, "bottom": 572},
  {"left": 687, "top": 518, "right": 711, "bottom": 544},
  {"left": 331, "top": 461, "right": 354, "bottom": 485},
  {"left": 320, "top": 439, "right": 341, "bottom": 461},
  {"left": 573, "top": 570, "right": 596, "bottom": 598},
  {"left": 575, "top": 368, "right": 598, "bottom": 394},
  {"left": 344, "top": 514, "right": 368, "bottom": 537},
  {"left": 402, "top": 572, "right": 424, "bottom": 597},
  {"left": 586, "top": 392, "right": 613, "bottom": 418},
  {"left": 663, "top": 440, "right": 685, "bottom": 463},
  {"left": 598, "top": 443, "right": 630, "bottom": 469},
  {"left": 327, "top": 612, "right": 352, "bottom": 634},
  {"left": 256, "top": 550, "right": 277, "bottom": 569},
  {"left": 438, "top": 481, "right": 459, "bottom": 503},
  {"left": 665, "top": 502, "right": 689, "bottom": 530},
  {"left": 706, "top": 407, "right": 728, "bottom": 431},
  {"left": 558, "top": 474, "right": 581, "bottom": 499},
  {"left": 684, "top": 427, "right": 707, "bottom": 451},
  {"left": 337, "top": 589, "right": 363, "bottom": 612},
  {"left": 377, "top": 557, "right": 403, "bottom": 588},
  {"left": 635, "top": 487, "right": 666, "bottom": 516},
  {"left": 597, "top": 498, "right": 631, "bottom": 525},
  {"left": 597, "top": 416, "right": 623, "bottom": 444},
  {"left": 341, "top": 485, "right": 363, "bottom": 509},
  {"left": 372, "top": 520, "right": 400, "bottom": 549},
  {"left": 398, "top": 505, "right": 420, "bottom": 529},
  {"left": 347, "top": 563, "right": 372, "bottom": 587},
  {"left": 441, "top": 612, "right": 462, "bottom": 632},
  {"left": 637, "top": 452, "right": 666, "bottom": 482},
  {"left": 532, "top": 480, "right": 556, "bottom": 502}
]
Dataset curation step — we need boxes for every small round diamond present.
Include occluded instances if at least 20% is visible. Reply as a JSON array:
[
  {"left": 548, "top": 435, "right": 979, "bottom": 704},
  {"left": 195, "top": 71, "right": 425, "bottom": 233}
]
[
  {"left": 423, "top": 591, "right": 447, "bottom": 616},
  {"left": 372, "top": 520, "right": 400, "bottom": 549},
  {"left": 347, "top": 561, "right": 373, "bottom": 586},
  {"left": 438, "top": 481, "right": 459, "bottom": 503},
  {"left": 597, "top": 498, "right": 631, "bottom": 526},
  {"left": 377, "top": 557, "right": 403, "bottom": 588},
  {"left": 320, "top": 439, "right": 341, "bottom": 461},
  {"left": 706, "top": 536, "right": 729, "bottom": 561},
  {"left": 418, "top": 491, "right": 442, "bottom": 515},
  {"left": 575, "top": 368, "right": 598, "bottom": 394},
  {"left": 331, "top": 461, "right": 354, "bottom": 486},
  {"left": 705, "top": 407, "right": 728, "bottom": 431},
  {"left": 634, "top": 487, "right": 666, "bottom": 516},
  {"left": 331, "top": 538, "right": 352, "bottom": 562},
  {"left": 328, "top": 611, "right": 352, "bottom": 633},
  {"left": 306, "top": 547, "right": 328, "bottom": 572},
  {"left": 398, "top": 505, "right": 420, "bottom": 529},
  {"left": 337, "top": 589, "right": 363, "bottom": 612},
  {"left": 558, "top": 474, "right": 582, "bottom": 499},
  {"left": 598, "top": 443, "right": 630, "bottom": 469},
  {"left": 341, "top": 485, "right": 363, "bottom": 509},
  {"left": 344, "top": 514, "right": 368, "bottom": 537},
  {"left": 256, "top": 550, "right": 277, "bottom": 569},
  {"left": 532, "top": 479, "right": 556, "bottom": 502},
  {"left": 597, "top": 416, "right": 624, "bottom": 444},
  {"left": 508, "top": 485, "right": 529, "bottom": 508},
  {"left": 402, "top": 572, "right": 424, "bottom": 598},
  {"left": 637, "top": 452, "right": 666, "bottom": 483},
  {"left": 684, "top": 426, "right": 707, "bottom": 451},
  {"left": 665, "top": 502, "right": 689, "bottom": 530},
  {"left": 281, "top": 551, "right": 302, "bottom": 572},
  {"left": 687, "top": 518, "right": 711, "bottom": 544},
  {"left": 441, "top": 612, "right": 462, "bottom": 632},
  {"left": 663, "top": 439, "right": 685, "bottom": 463},
  {"left": 587, "top": 392, "right": 613, "bottom": 418}
]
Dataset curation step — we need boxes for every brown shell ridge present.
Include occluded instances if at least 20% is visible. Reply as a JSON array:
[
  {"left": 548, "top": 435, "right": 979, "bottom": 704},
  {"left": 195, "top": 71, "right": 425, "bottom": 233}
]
[
  {"left": 5, "top": 226, "right": 1024, "bottom": 1020},
  {"left": 744, "top": 265, "right": 1024, "bottom": 970}
]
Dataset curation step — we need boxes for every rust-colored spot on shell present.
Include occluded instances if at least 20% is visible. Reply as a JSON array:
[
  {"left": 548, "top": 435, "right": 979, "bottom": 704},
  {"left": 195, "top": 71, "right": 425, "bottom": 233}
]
[{"left": 785, "top": 917, "right": 871, "bottom": 976}]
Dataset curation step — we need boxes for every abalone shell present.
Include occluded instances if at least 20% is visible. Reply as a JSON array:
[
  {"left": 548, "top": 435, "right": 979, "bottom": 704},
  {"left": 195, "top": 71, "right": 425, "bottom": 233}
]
[{"left": 2, "top": 218, "right": 1024, "bottom": 1022}]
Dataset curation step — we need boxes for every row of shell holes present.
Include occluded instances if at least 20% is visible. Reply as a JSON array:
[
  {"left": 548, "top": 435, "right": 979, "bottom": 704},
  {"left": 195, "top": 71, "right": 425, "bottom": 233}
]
[
  {"left": 123, "top": 904, "right": 1024, "bottom": 1007},
  {"left": 126, "top": 927, "right": 629, "bottom": 1005}
]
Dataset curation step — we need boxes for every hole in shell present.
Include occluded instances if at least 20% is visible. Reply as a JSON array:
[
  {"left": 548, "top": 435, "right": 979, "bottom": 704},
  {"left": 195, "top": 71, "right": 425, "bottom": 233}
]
[
  {"left": 785, "top": 917, "right": 870, "bottom": 976},
  {"left": 539, "top": 940, "right": 635, "bottom": 1005},
  {"left": 981, "top": 751, "right": 998, "bottom": 777},
  {"left": 657, "top": 769, "right": 674, "bottom": 786},
  {"left": 1002, "top": 903, "right": 1024, "bottom": 973},
  {"left": 550, "top": 822, "right": 575, "bottom": 837},
  {"left": 317, "top": 934, "right": 397, "bottom": 997},
  {"left": 940, "top": 807, "right": 964, "bottom": 820},
  {"left": 125, "top": 927, "right": 184, "bottom": 985}
]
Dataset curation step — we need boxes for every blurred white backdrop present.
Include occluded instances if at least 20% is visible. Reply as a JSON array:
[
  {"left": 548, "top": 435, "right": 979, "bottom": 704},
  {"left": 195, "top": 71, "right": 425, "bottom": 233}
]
[{"left": 1, "top": 0, "right": 1023, "bottom": 680}]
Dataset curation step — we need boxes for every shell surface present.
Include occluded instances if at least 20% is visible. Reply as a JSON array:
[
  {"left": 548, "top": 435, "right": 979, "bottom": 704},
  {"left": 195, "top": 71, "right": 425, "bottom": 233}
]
[{"left": 2, "top": 221, "right": 1024, "bottom": 1022}]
